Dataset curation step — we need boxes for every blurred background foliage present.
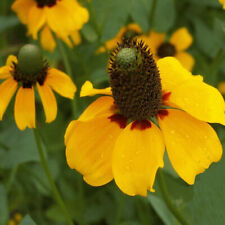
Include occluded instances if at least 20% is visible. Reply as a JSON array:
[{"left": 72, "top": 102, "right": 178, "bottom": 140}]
[{"left": 0, "top": 0, "right": 225, "bottom": 224}]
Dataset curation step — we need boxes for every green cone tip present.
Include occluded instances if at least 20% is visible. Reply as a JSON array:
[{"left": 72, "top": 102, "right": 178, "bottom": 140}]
[
  {"left": 116, "top": 48, "right": 138, "bottom": 69},
  {"left": 18, "top": 44, "right": 43, "bottom": 75}
]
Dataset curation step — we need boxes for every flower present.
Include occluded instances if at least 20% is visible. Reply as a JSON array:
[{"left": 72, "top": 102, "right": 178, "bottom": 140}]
[
  {"left": 97, "top": 23, "right": 142, "bottom": 53},
  {"left": 8, "top": 212, "right": 22, "bottom": 225},
  {"left": 12, "top": 0, "right": 89, "bottom": 51},
  {"left": 219, "top": 0, "right": 225, "bottom": 9},
  {"left": 0, "top": 44, "right": 76, "bottom": 130},
  {"left": 138, "top": 27, "right": 194, "bottom": 71},
  {"left": 65, "top": 40, "right": 224, "bottom": 196}
]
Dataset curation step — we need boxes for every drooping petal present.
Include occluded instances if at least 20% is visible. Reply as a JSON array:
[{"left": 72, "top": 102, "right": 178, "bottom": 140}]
[
  {"left": 0, "top": 78, "right": 18, "bottom": 120},
  {"left": 70, "top": 30, "right": 82, "bottom": 45},
  {"left": 45, "top": 68, "right": 76, "bottom": 99},
  {"left": 11, "top": 0, "right": 35, "bottom": 24},
  {"left": 79, "top": 96, "right": 116, "bottom": 121},
  {"left": 6, "top": 55, "right": 18, "bottom": 67},
  {"left": 65, "top": 116, "right": 124, "bottom": 186},
  {"left": 40, "top": 26, "right": 56, "bottom": 52},
  {"left": 80, "top": 81, "right": 112, "bottom": 97},
  {"left": 14, "top": 87, "right": 35, "bottom": 130},
  {"left": 112, "top": 121, "right": 165, "bottom": 196},
  {"left": 0, "top": 66, "right": 11, "bottom": 79},
  {"left": 170, "top": 27, "right": 193, "bottom": 51},
  {"left": 27, "top": 5, "right": 46, "bottom": 39},
  {"left": 168, "top": 79, "right": 225, "bottom": 124},
  {"left": 158, "top": 109, "right": 222, "bottom": 185},
  {"left": 175, "top": 51, "right": 195, "bottom": 71},
  {"left": 36, "top": 82, "right": 57, "bottom": 123}
]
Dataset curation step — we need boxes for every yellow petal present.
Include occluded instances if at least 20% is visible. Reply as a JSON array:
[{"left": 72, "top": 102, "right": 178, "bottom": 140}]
[
  {"left": 169, "top": 78, "right": 225, "bottom": 124},
  {"left": 14, "top": 87, "right": 35, "bottom": 130},
  {"left": 144, "top": 30, "right": 166, "bottom": 55},
  {"left": 27, "top": 5, "right": 46, "bottom": 39},
  {"left": 79, "top": 96, "right": 116, "bottom": 121},
  {"left": 11, "top": 0, "right": 35, "bottom": 24},
  {"left": 0, "top": 78, "right": 18, "bottom": 120},
  {"left": 112, "top": 121, "right": 165, "bottom": 196},
  {"left": 36, "top": 82, "right": 57, "bottom": 123},
  {"left": 6, "top": 55, "right": 18, "bottom": 67},
  {"left": 46, "top": 68, "right": 76, "bottom": 99},
  {"left": 70, "top": 30, "right": 82, "bottom": 45},
  {"left": 40, "top": 26, "right": 56, "bottom": 52},
  {"left": 218, "top": 82, "right": 225, "bottom": 94},
  {"left": 170, "top": 27, "right": 193, "bottom": 51},
  {"left": 80, "top": 81, "right": 112, "bottom": 97},
  {"left": 127, "top": 23, "right": 142, "bottom": 33},
  {"left": 158, "top": 109, "right": 222, "bottom": 185},
  {"left": 0, "top": 66, "right": 11, "bottom": 79},
  {"left": 175, "top": 51, "right": 195, "bottom": 71},
  {"left": 65, "top": 115, "right": 124, "bottom": 186},
  {"left": 157, "top": 57, "right": 193, "bottom": 92}
]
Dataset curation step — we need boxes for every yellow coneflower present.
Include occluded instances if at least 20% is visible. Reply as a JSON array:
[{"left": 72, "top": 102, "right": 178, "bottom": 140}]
[
  {"left": 65, "top": 40, "right": 224, "bottom": 196},
  {"left": 97, "top": 23, "right": 142, "bottom": 53},
  {"left": 12, "top": 0, "right": 89, "bottom": 51},
  {"left": 219, "top": 0, "right": 225, "bottom": 9},
  {"left": 139, "top": 27, "right": 194, "bottom": 71},
  {"left": 0, "top": 44, "right": 76, "bottom": 130}
]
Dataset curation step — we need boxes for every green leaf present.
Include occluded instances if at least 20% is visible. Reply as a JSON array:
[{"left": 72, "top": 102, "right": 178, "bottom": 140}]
[
  {"left": 152, "top": 0, "right": 176, "bottom": 32},
  {"left": 20, "top": 215, "right": 37, "bottom": 225},
  {"left": 99, "top": 0, "right": 131, "bottom": 41},
  {"left": 0, "top": 185, "right": 8, "bottom": 225},
  {"left": 193, "top": 19, "right": 219, "bottom": 57},
  {"left": 82, "top": 23, "right": 98, "bottom": 42},
  {"left": 185, "top": 151, "right": 225, "bottom": 225},
  {"left": 0, "top": 124, "right": 39, "bottom": 169},
  {"left": 0, "top": 16, "right": 19, "bottom": 33},
  {"left": 130, "top": 0, "right": 153, "bottom": 32},
  {"left": 148, "top": 195, "right": 178, "bottom": 225}
]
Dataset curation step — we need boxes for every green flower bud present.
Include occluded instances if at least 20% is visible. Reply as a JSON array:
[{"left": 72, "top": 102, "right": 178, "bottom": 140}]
[
  {"left": 18, "top": 44, "right": 43, "bottom": 75},
  {"left": 116, "top": 48, "right": 138, "bottom": 69}
]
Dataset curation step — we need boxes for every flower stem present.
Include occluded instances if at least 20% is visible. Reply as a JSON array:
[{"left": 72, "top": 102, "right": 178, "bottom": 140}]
[
  {"left": 158, "top": 169, "right": 190, "bottom": 225},
  {"left": 33, "top": 128, "right": 74, "bottom": 225},
  {"left": 57, "top": 39, "right": 76, "bottom": 117}
]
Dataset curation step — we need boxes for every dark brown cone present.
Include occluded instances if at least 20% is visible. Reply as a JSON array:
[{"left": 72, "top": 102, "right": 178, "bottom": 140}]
[{"left": 108, "top": 39, "right": 162, "bottom": 120}]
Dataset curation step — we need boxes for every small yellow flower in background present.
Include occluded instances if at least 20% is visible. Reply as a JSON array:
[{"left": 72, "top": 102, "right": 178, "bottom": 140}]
[
  {"left": 219, "top": 0, "right": 225, "bottom": 9},
  {"left": 139, "top": 27, "right": 194, "bottom": 71},
  {"left": 12, "top": 0, "right": 89, "bottom": 51},
  {"left": 0, "top": 44, "right": 76, "bottom": 130},
  {"left": 97, "top": 23, "right": 142, "bottom": 53},
  {"left": 8, "top": 212, "right": 22, "bottom": 225},
  {"left": 65, "top": 40, "right": 224, "bottom": 196}
]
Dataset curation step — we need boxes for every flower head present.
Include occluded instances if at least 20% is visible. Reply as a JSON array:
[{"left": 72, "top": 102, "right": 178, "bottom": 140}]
[
  {"left": 0, "top": 44, "right": 76, "bottom": 130},
  {"left": 139, "top": 27, "right": 194, "bottom": 71},
  {"left": 12, "top": 0, "right": 89, "bottom": 51},
  {"left": 65, "top": 39, "right": 224, "bottom": 196}
]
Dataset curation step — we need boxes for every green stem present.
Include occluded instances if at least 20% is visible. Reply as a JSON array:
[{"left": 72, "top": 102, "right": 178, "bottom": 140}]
[
  {"left": 86, "top": 0, "right": 108, "bottom": 52},
  {"left": 33, "top": 129, "right": 74, "bottom": 225},
  {"left": 150, "top": 0, "right": 157, "bottom": 28},
  {"left": 113, "top": 193, "right": 125, "bottom": 225},
  {"left": 158, "top": 169, "right": 190, "bottom": 225},
  {"left": 57, "top": 39, "right": 76, "bottom": 117}
]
